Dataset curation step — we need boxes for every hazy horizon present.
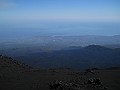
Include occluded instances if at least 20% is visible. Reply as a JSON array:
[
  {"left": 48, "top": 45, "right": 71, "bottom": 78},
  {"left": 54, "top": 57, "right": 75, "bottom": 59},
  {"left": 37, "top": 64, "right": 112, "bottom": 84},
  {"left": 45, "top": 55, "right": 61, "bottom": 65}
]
[
  {"left": 0, "top": 0, "right": 120, "bottom": 38},
  {"left": 0, "top": 22, "right": 120, "bottom": 39}
]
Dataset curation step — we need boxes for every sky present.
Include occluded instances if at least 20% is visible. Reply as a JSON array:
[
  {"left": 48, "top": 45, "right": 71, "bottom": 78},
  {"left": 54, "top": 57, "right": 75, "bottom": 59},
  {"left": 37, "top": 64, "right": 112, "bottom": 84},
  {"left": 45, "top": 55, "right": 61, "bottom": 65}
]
[
  {"left": 0, "top": 0, "right": 120, "bottom": 36},
  {"left": 0, "top": 0, "right": 120, "bottom": 21}
]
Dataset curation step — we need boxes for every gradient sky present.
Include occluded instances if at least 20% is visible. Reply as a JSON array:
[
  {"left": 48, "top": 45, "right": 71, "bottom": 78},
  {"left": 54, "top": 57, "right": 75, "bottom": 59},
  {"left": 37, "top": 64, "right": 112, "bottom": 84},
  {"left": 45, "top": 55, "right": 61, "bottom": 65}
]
[
  {"left": 0, "top": 0, "right": 120, "bottom": 36},
  {"left": 0, "top": 0, "right": 120, "bottom": 22}
]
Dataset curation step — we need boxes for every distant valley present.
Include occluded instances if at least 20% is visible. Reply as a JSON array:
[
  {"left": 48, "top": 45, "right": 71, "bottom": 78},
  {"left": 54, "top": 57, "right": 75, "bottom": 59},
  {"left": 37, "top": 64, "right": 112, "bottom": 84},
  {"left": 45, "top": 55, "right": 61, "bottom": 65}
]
[
  {"left": 15, "top": 45, "right": 120, "bottom": 69},
  {"left": 0, "top": 35, "right": 120, "bottom": 69}
]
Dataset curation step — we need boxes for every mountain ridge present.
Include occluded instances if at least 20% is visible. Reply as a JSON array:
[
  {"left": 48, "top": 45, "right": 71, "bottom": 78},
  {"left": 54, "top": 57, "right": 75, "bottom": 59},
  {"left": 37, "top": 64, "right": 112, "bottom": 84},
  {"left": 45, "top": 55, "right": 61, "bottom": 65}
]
[{"left": 16, "top": 45, "right": 120, "bottom": 69}]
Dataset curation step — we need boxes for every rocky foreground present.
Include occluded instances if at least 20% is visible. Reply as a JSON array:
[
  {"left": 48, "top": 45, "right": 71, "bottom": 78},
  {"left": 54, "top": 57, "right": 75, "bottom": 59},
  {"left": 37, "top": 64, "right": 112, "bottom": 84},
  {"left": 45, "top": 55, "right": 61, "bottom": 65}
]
[{"left": 0, "top": 55, "right": 120, "bottom": 90}]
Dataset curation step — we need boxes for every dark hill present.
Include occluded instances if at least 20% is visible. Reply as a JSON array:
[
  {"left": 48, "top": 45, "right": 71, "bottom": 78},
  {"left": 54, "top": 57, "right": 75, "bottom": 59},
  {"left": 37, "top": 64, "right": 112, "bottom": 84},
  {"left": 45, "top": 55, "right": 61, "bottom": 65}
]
[
  {"left": 0, "top": 55, "right": 31, "bottom": 74},
  {"left": 0, "top": 55, "right": 120, "bottom": 90},
  {"left": 18, "top": 45, "right": 120, "bottom": 69}
]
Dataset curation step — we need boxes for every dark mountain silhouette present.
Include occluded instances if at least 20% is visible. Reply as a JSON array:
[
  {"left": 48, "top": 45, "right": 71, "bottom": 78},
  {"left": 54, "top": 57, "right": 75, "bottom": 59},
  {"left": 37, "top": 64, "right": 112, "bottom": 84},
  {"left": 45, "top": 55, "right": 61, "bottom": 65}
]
[
  {"left": 17, "top": 45, "right": 120, "bottom": 69},
  {"left": 0, "top": 53, "right": 120, "bottom": 90},
  {"left": 105, "top": 44, "right": 120, "bottom": 48},
  {"left": 0, "top": 55, "right": 31, "bottom": 74}
]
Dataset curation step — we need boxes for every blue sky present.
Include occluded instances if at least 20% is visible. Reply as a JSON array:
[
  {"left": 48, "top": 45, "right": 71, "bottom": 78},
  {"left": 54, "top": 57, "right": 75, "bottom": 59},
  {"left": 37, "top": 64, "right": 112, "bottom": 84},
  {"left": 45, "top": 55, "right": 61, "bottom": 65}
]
[
  {"left": 0, "top": 0, "right": 120, "bottom": 36},
  {"left": 0, "top": 0, "right": 120, "bottom": 22}
]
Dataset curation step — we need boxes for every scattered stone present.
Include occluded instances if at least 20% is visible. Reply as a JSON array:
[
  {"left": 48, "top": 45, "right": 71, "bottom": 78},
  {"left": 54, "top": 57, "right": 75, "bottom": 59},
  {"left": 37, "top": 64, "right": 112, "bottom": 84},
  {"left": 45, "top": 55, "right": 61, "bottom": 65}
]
[{"left": 84, "top": 69, "right": 95, "bottom": 74}]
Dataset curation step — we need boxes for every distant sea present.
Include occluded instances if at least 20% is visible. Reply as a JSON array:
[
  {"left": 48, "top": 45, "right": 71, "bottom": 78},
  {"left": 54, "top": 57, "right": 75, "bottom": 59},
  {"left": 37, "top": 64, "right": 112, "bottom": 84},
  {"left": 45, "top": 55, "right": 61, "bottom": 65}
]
[{"left": 0, "top": 21, "right": 120, "bottom": 39}]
